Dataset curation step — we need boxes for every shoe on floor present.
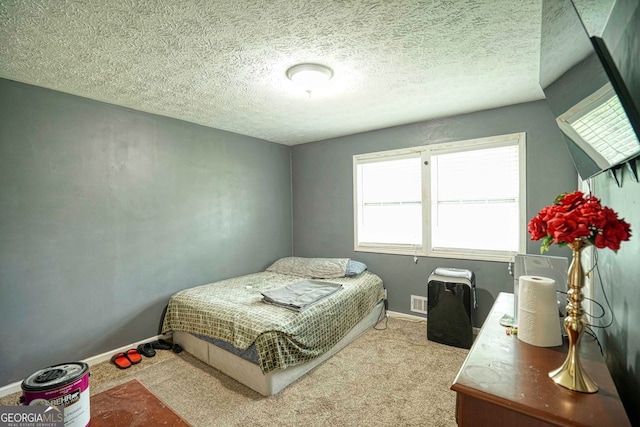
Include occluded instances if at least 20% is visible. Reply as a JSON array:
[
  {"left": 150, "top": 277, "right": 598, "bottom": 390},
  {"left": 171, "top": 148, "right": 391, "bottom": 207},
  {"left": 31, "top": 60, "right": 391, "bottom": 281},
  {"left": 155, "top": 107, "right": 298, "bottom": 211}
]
[
  {"left": 137, "top": 342, "right": 156, "bottom": 358},
  {"left": 125, "top": 348, "right": 142, "bottom": 364},
  {"left": 110, "top": 352, "right": 131, "bottom": 369},
  {"left": 150, "top": 339, "right": 173, "bottom": 350}
]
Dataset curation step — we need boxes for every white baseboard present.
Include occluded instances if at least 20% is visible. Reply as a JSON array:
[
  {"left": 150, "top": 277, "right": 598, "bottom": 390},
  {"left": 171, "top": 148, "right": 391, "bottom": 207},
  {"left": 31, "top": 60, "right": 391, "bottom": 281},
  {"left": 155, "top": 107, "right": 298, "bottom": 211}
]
[
  {"left": 386, "top": 310, "right": 427, "bottom": 322},
  {"left": 387, "top": 311, "right": 481, "bottom": 340},
  {"left": 0, "top": 333, "right": 172, "bottom": 399},
  {"left": 387, "top": 311, "right": 481, "bottom": 330}
]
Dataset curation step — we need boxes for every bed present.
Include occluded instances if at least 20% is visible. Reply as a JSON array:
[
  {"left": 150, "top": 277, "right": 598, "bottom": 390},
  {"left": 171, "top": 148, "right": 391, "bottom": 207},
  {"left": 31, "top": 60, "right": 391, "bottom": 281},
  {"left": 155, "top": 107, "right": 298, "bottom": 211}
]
[{"left": 161, "top": 257, "right": 386, "bottom": 396}]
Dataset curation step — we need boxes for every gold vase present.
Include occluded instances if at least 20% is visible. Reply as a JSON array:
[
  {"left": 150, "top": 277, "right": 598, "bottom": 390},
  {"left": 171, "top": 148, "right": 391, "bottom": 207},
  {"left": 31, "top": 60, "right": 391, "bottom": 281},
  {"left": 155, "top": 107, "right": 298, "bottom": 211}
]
[{"left": 549, "top": 238, "right": 598, "bottom": 393}]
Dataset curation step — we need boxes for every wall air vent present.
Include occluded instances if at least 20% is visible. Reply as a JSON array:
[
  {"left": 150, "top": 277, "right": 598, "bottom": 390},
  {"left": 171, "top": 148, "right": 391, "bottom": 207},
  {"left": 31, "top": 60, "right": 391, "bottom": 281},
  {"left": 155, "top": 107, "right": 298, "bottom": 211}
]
[{"left": 410, "top": 295, "right": 428, "bottom": 314}]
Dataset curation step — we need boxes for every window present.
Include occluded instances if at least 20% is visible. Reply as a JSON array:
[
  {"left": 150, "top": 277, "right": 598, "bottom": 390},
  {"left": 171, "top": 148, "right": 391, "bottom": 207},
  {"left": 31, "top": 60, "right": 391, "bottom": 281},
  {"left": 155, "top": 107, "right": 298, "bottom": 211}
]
[
  {"left": 354, "top": 149, "right": 424, "bottom": 253},
  {"left": 353, "top": 133, "right": 526, "bottom": 261}
]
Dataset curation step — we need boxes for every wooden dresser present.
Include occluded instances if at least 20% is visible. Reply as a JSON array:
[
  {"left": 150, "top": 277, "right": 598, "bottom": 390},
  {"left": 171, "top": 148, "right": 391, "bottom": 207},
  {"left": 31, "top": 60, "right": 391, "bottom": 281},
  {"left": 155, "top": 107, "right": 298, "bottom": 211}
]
[{"left": 451, "top": 292, "right": 630, "bottom": 426}]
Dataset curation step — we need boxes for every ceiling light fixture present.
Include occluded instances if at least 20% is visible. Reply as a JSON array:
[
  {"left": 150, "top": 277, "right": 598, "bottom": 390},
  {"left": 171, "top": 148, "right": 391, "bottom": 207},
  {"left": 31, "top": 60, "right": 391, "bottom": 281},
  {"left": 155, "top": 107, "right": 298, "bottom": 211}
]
[{"left": 286, "top": 63, "right": 333, "bottom": 93}]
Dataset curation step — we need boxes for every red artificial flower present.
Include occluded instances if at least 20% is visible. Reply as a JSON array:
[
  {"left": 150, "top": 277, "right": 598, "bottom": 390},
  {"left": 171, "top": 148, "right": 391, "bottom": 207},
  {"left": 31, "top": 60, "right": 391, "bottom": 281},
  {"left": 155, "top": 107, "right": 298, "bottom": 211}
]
[
  {"left": 547, "top": 210, "right": 591, "bottom": 243},
  {"left": 527, "top": 215, "right": 547, "bottom": 240},
  {"left": 528, "top": 191, "right": 632, "bottom": 253},
  {"left": 557, "top": 191, "right": 585, "bottom": 209}
]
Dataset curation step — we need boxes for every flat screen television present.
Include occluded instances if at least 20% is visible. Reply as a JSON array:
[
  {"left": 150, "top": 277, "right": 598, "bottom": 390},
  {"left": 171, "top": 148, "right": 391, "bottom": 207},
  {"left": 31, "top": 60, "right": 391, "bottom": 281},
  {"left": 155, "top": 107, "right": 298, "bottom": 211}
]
[{"left": 540, "top": 0, "right": 640, "bottom": 181}]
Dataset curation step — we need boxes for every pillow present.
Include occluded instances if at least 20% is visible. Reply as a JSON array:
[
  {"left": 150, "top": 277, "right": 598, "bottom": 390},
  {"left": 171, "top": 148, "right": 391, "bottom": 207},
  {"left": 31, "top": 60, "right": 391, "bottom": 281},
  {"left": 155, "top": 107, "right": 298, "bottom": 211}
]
[
  {"left": 345, "top": 260, "right": 368, "bottom": 277},
  {"left": 266, "top": 257, "right": 349, "bottom": 279}
]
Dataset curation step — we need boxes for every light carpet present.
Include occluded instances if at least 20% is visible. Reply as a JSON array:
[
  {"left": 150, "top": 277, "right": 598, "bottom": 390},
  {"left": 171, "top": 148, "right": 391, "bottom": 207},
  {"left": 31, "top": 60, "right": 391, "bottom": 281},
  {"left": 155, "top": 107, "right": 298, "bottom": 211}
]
[{"left": 2, "top": 318, "right": 469, "bottom": 426}]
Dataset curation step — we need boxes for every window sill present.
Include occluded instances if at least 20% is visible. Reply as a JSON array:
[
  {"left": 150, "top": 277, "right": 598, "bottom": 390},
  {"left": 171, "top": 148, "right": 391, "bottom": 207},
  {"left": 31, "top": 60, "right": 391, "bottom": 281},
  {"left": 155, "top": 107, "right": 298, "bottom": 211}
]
[
  {"left": 427, "top": 249, "right": 516, "bottom": 263},
  {"left": 354, "top": 245, "right": 426, "bottom": 257},
  {"left": 355, "top": 245, "right": 515, "bottom": 263}
]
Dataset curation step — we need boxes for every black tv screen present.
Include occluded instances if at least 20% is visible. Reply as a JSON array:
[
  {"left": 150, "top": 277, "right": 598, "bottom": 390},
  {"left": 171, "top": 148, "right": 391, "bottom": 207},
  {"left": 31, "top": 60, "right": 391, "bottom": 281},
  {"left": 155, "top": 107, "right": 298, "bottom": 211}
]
[
  {"left": 597, "top": 0, "right": 640, "bottom": 140},
  {"left": 540, "top": 0, "right": 640, "bottom": 180}
]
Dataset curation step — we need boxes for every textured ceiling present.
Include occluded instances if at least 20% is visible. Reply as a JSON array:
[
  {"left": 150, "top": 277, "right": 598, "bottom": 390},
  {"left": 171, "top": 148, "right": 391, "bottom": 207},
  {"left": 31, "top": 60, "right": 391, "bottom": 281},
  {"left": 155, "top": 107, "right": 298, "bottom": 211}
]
[{"left": 0, "top": 0, "right": 547, "bottom": 145}]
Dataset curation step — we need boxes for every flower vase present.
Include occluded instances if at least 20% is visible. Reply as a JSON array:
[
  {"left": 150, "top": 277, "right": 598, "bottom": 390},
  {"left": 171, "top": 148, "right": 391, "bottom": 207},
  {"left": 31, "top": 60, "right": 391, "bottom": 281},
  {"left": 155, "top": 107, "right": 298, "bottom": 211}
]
[{"left": 548, "top": 238, "right": 598, "bottom": 393}]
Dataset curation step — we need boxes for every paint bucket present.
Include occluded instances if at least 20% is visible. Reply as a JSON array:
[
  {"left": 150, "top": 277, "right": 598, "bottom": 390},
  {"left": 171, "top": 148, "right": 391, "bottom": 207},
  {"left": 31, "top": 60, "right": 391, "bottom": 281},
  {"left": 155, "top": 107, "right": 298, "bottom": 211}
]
[{"left": 21, "top": 362, "right": 90, "bottom": 427}]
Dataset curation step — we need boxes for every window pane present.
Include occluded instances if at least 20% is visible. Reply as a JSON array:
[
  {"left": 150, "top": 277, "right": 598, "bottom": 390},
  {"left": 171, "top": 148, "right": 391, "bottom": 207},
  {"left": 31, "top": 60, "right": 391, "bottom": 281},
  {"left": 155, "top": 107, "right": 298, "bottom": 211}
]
[
  {"left": 361, "top": 158, "right": 421, "bottom": 203},
  {"left": 434, "top": 146, "right": 519, "bottom": 201},
  {"left": 359, "top": 204, "right": 422, "bottom": 245},
  {"left": 357, "top": 156, "right": 422, "bottom": 246},
  {"left": 430, "top": 142, "right": 521, "bottom": 253},
  {"left": 432, "top": 202, "right": 519, "bottom": 251}
]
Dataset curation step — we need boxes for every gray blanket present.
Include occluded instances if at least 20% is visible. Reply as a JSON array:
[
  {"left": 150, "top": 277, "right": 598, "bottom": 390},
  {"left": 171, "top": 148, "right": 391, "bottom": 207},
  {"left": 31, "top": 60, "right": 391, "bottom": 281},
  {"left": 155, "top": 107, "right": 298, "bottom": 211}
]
[{"left": 262, "top": 280, "right": 342, "bottom": 312}]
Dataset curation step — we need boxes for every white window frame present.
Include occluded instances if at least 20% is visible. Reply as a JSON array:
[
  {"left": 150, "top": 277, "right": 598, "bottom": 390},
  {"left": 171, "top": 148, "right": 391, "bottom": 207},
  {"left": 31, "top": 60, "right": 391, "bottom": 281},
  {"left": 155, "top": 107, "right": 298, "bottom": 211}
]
[
  {"left": 353, "top": 147, "right": 427, "bottom": 256},
  {"left": 353, "top": 133, "right": 526, "bottom": 262},
  {"left": 425, "top": 133, "right": 527, "bottom": 262}
]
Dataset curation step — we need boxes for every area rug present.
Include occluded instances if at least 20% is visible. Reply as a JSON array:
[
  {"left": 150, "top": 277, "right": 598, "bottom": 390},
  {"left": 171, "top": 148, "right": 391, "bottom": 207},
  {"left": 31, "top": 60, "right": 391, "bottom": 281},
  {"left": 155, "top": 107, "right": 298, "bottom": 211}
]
[{"left": 91, "top": 379, "right": 190, "bottom": 426}]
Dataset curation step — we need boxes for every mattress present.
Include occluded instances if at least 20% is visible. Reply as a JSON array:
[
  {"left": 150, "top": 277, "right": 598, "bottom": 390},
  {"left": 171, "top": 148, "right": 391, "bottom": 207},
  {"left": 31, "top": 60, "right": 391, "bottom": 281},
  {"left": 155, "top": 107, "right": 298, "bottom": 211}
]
[
  {"left": 161, "top": 269, "right": 385, "bottom": 373},
  {"left": 173, "top": 300, "right": 385, "bottom": 396}
]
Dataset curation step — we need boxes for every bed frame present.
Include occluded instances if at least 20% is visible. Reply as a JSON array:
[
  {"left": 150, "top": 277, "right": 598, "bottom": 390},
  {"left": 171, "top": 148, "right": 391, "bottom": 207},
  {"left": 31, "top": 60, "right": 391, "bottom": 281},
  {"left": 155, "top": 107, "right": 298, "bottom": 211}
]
[{"left": 174, "top": 301, "right": 385, "bottom": 396}]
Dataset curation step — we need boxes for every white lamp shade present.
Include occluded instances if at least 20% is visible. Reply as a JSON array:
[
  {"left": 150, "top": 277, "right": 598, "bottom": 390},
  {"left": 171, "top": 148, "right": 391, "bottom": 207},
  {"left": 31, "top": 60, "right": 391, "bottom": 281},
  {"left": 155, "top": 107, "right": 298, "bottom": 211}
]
[{"left": 286, "top": 63, "right": 333, "bottom": 90}]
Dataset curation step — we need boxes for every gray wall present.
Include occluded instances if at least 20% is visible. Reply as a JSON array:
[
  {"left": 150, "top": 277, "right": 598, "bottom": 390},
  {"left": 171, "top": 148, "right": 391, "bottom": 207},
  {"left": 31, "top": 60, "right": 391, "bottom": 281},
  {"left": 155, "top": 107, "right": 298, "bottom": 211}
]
[
  {"left": 291, "top": 100, "right": 577, "bottom": 326},
  {"left": 593, "top": 172, "right": 640, "bottom": 425},
  {"left": 0, "top": 78, "right": 292, "bottom": 385}
]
